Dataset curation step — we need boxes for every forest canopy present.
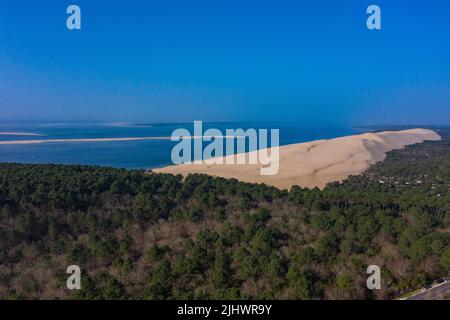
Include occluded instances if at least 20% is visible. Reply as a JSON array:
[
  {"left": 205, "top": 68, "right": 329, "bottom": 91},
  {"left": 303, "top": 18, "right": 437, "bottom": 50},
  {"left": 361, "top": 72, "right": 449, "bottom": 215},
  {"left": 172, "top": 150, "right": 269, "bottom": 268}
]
[{"left": 0, "top": 129, "right": 449, "bottom": 299}]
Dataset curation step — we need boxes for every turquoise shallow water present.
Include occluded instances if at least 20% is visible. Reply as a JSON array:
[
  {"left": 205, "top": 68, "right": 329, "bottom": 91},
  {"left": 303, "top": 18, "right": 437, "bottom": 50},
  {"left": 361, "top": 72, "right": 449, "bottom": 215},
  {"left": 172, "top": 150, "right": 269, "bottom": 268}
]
[{"left": 0, "top": 122, "right": 364, "bottom": 169}]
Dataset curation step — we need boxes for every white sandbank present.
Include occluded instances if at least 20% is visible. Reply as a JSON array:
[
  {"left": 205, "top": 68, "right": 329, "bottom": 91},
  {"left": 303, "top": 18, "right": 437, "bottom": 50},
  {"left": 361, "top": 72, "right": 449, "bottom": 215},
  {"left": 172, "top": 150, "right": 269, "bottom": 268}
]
[
  {"left": 0, "top": 132, "right": 44, "bottom": 136},
  {"left": 0, "top": 136, "right": 236, "bottom": 145}
]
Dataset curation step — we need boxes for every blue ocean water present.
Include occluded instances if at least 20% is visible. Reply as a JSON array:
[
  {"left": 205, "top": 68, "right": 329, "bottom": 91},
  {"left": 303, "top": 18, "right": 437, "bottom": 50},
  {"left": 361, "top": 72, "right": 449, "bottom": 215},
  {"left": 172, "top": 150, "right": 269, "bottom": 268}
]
[{"left": 0, "top": 122, "right": 365, "bottom": 169}]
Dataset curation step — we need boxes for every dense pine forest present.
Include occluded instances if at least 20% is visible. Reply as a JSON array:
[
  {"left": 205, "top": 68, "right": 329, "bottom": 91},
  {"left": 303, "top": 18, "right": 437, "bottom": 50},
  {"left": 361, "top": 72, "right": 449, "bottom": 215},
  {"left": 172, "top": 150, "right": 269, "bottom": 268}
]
[{"left": 0, "top": 129, "right": 449, "bottom": 300}]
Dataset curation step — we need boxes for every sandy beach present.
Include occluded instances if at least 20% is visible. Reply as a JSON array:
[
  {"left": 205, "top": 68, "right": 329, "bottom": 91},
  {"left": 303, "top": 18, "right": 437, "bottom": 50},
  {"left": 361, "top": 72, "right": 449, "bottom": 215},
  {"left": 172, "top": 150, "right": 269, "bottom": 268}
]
[{"left": 153, "top": 128, "right": 441, "bottom": 189}]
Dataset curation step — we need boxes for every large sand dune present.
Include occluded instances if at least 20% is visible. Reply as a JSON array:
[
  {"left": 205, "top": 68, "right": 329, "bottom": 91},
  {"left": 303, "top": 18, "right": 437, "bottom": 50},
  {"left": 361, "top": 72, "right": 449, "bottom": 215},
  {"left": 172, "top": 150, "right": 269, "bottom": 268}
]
[{"left": 153, "top": 128, "right": 441, "bottom": 189}]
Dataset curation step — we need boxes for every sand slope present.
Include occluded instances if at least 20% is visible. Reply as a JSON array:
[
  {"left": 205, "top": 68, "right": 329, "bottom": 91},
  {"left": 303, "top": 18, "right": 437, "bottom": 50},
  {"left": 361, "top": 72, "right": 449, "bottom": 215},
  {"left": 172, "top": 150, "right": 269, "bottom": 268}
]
[{"left": 153, "top": 128, "right": 441, "bottom": 190}]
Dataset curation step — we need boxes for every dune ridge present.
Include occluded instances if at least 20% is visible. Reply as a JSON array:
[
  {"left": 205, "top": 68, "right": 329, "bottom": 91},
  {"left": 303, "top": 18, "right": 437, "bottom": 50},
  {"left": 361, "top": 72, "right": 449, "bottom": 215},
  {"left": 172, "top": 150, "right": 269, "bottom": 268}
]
[{"left": 153, "top": 128, "right": 441, "bottom": 189}]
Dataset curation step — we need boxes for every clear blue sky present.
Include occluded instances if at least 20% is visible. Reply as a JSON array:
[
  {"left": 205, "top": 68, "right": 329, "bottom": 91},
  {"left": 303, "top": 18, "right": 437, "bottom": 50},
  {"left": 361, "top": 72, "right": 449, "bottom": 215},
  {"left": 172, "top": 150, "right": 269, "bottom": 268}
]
[{"left": 1, "top": 0, "right": 449, "bottom": 124}]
